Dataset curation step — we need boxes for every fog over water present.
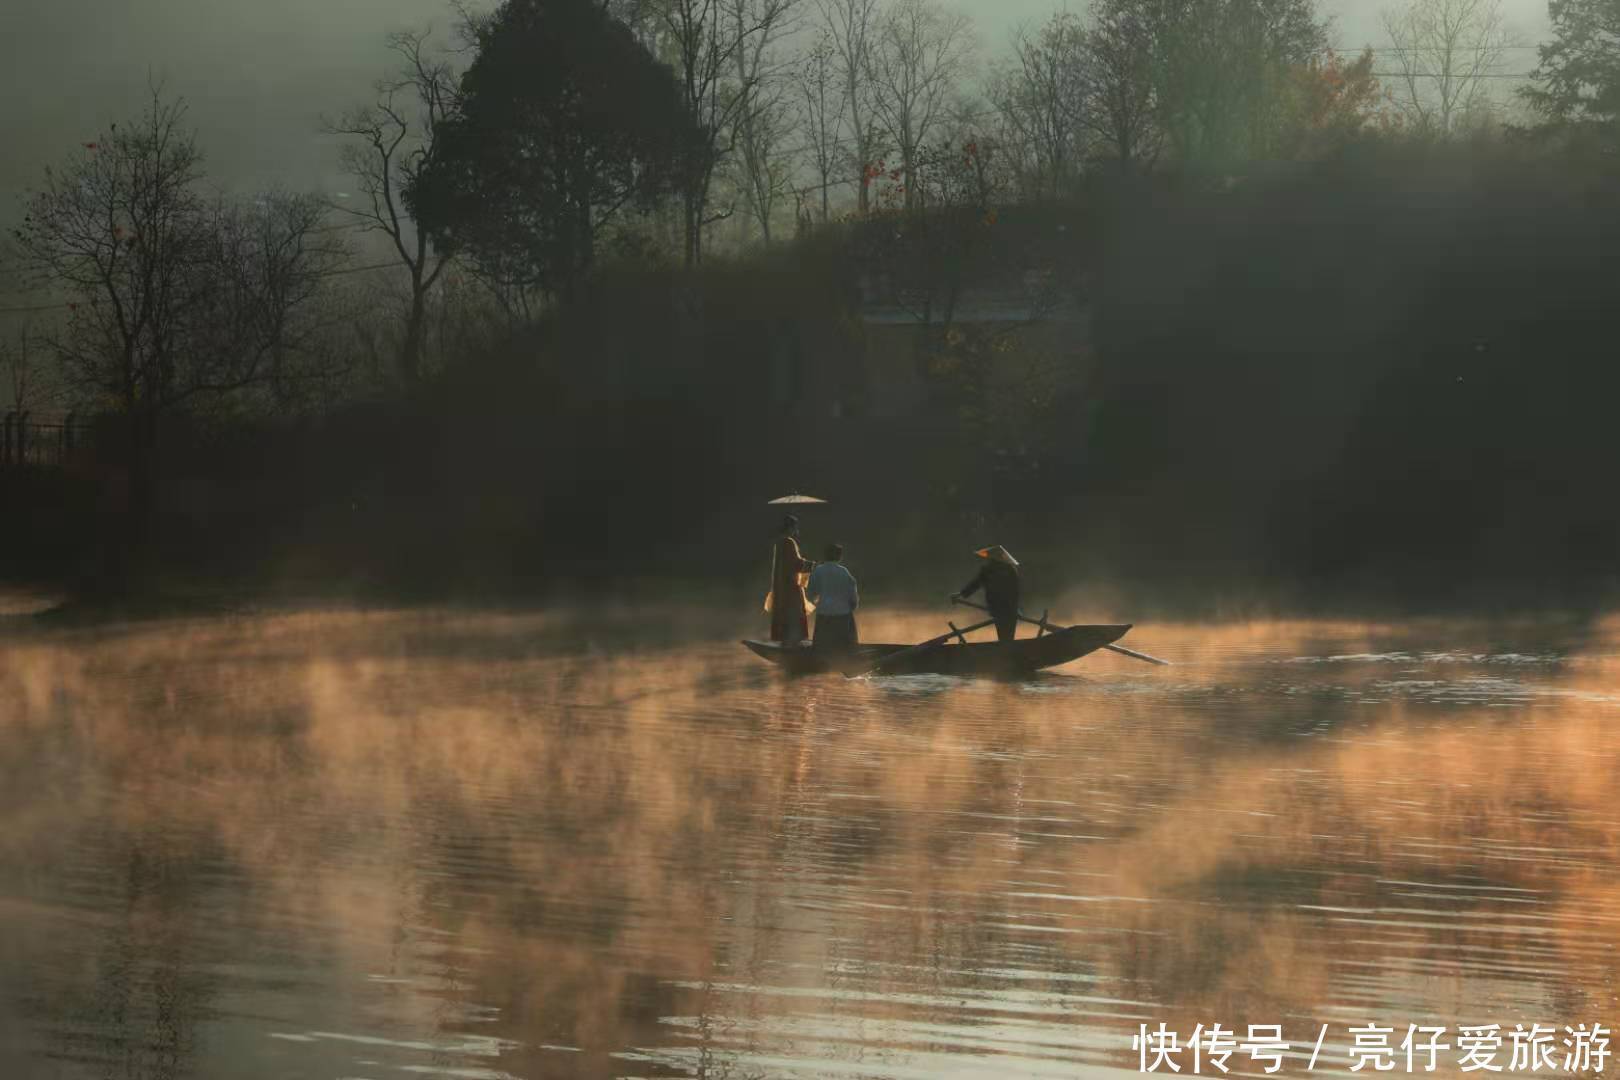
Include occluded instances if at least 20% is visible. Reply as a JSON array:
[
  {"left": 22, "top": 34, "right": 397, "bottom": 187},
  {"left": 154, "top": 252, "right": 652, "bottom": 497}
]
[
  {"left": 2, "top": 603, "right": 1617, "bottom": 1078},
  {"left": 1, "top": 0, "right": 1611, "bottom": 1069}
]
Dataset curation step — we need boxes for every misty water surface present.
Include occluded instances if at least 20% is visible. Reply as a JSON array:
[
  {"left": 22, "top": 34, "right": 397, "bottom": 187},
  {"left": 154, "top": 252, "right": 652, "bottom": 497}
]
[{"left": 1, "top": 605, "right": 1618, "bottom": 1079}]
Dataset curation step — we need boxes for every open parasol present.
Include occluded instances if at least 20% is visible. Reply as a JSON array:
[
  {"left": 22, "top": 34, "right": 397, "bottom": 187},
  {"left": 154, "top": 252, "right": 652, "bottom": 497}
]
[{"left": 764, "top": 493, "right": 827, "bottom": 620}]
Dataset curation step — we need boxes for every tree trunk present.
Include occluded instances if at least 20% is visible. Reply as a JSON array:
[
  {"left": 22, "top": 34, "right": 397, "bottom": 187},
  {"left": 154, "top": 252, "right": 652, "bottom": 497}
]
[
  {"left": 130, "top": 406, "right": 157, "bottom": 543},
  {"left": 683, "top": 178, "right": 709, "bottom": 267},
  {"left": 684, "top": 195, "right": 697, "bottom": 267},
  {"left": 401, "top": 278, "right": 426, "bottom": 386},
  {"left": 99, "top": 404, "right": 160, "bottom": 594}
]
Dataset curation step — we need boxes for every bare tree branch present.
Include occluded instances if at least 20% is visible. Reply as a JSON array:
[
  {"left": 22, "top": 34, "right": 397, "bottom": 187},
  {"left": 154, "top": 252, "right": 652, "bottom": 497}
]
[
  {"left": 866, "top": 0, "right": 977, "bottom": 211},
  {"left": 14, "top": 87, "right": 345, "bottom": 458},
  {"left": 656, "top": 0, "right": 799, "bottom": 264},
  {"left": 989, "top": 13, "right": 1091, "bottom": 200},
  {"left": 1382, "top": 0, "right": 1517, "bottom": 136},
  {"left": 819, "top": 0, "right": 885, "bottom": 214},
  {"left": 325, "top": 29, "right": 460, "bottom": 383},
  {"left": 792, "top": 29, "right": 845, "bottom": 221}
]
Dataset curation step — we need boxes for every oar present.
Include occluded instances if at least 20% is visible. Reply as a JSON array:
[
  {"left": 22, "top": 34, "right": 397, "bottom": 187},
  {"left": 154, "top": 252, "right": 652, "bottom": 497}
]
[
  {"left": 843, "top": 616, "right": 998, "bottom": 679},
  {"left": 951, "top": 598, "right": 1170, "bottom": 666}
]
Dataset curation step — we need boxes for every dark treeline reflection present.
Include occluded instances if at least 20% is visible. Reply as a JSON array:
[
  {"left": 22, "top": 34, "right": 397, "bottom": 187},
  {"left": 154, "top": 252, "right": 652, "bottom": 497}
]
[{"left": 7, "top": 136, "right": 1620, "bottom": 610}]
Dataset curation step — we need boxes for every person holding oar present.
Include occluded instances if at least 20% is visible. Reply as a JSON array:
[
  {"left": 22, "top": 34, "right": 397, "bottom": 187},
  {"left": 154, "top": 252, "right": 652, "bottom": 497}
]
[
  {"left": 952, "top": 545, "right": 1022, "bottom": 644},
  {"left": 951, "top": 593, "right": 1171, "bottom": 667}
]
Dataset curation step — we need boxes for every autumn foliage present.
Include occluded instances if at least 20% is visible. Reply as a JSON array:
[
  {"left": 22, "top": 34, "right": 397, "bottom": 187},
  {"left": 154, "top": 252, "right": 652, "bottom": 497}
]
[{"left": 1280, "top": 49, "right": 1395, "bottom": 158}]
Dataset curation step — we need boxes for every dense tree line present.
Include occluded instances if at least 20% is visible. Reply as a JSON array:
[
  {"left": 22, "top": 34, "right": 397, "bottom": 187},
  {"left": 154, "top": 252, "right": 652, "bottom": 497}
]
[
  {"left": 339, "top": 0, "right": 1603, "bottom": 323},
  {"left": 7, "top": 0, "right": 1620, "bottom": 603}
]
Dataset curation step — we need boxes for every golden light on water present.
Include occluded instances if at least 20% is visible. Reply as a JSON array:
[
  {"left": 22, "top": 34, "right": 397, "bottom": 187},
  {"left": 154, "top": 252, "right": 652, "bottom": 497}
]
[{"left": 2, "top": 606, "right": 1618, "bottom": 1077}]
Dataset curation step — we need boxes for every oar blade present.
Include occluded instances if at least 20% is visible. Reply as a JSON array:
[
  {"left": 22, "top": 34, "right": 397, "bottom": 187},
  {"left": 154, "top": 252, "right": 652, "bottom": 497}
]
[{"left": 1104, "top": 643, "right": 1171, "bottom": 666}]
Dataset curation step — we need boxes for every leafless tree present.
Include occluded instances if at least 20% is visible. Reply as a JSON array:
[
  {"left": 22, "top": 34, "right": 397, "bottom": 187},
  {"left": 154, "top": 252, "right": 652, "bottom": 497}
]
[
  {"left": 793, "top": 29, "right": 845, "bottom": 222},
  {"left": 13, "top": 88, "right": 344, "bottom": 516},
  {"left": 733, "top": 97, "right": 796, "bottom": 245},
  {"left": 731, "top": 0, "right": 799, "bottom": 245},
  {"left": 652, "top": 0, "right": 798, "bottom": 265},
  {"left": 866, "top": 0, "right": 977, "bottom": 210},
  {"left": 205, "top": 190, "right": 351, "bottom": 410},
  {"left": 1382, "top": 0, "right": 1517, "bottom": 136},
  {"left": 327, "top": 30, "right": 458, "bottom": 385},
  {"left": 819, "top": 0, "right": 885, "bottom": 213},
  {"left": 1077, "top": 4, "right": 1162, "bottom": 172},
  {"left": 989, "top": 13, "right": 1091, "bottom": 201}
]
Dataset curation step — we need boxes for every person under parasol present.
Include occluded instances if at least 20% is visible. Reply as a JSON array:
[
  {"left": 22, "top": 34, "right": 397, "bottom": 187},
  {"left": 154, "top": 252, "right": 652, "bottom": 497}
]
[{"left": 763, "top": 495, "right": 826, "bottom": 647}]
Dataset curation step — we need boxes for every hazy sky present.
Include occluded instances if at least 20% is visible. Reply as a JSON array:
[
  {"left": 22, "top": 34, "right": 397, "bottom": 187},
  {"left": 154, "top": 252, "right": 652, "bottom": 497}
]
[{"left": 0, "top": 0, "right": 1553, "bottom": 212}]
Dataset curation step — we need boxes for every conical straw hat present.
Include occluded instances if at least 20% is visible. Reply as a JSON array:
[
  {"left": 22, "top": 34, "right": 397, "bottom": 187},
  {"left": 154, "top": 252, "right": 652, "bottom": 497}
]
[{"left": 974, "top": 545, "right": 1019, "bottom": 567}]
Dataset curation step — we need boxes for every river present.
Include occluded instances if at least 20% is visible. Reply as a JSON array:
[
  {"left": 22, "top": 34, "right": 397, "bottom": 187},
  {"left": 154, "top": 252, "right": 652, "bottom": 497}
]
[{"left": 1, "top": 605, "right": 1616, "bottom": 1078}]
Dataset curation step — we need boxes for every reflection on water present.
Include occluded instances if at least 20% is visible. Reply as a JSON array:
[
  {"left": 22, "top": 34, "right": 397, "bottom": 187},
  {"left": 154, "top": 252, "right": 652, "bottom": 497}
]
[{"left": 2, "top": 608, "right": 1619, "bottom": 1078}]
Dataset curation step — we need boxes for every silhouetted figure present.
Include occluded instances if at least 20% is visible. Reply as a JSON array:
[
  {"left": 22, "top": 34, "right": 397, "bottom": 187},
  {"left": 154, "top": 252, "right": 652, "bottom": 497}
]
[
  {"left": 808, "top": 543, "right": 859, "bottom": 652},
  {"left": 953, "top": 545, "right": 1021, "bottom": 643},
  {"left": 769, "top": 515, "right": 815, "bottom": 646}
]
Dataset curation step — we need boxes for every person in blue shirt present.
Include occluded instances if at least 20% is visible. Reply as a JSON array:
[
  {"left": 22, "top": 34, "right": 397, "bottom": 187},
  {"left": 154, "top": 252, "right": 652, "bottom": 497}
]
[{"left": 807, "top": 543, "right": 859, "bottom": 652}]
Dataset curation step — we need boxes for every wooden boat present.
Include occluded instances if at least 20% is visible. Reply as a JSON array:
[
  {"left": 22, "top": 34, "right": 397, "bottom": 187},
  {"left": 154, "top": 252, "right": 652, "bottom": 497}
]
[{"left": 741, "top": 623, "right": 1134, "bottom": 677}]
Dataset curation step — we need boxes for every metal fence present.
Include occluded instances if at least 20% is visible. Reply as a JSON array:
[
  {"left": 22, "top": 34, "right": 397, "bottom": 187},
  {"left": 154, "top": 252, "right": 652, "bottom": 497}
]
[{"left": 0, "top": 412, "right": 94, "bottom": 468}]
